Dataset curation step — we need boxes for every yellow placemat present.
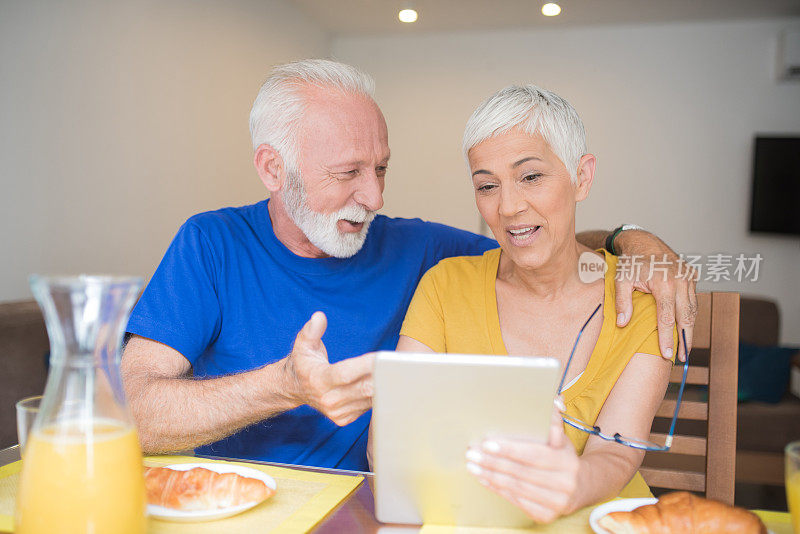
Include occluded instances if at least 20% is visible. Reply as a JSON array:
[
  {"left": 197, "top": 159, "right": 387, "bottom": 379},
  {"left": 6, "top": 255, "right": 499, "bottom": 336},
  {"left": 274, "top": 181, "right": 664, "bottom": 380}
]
[
  {"left": 419, "top": 505, "right": 794, "bottom": 534},
  {"left": 754, "top": 509, "right": 794, "bottom": 534},
  {"left": 419, "top": 505, "right": 594, "bottom": 534},
  {"left": 0, "top": 461, "right": 19, "bottom": 533},
  {"left": 0, "top": 455, "right": 363, "bottom": 533}
]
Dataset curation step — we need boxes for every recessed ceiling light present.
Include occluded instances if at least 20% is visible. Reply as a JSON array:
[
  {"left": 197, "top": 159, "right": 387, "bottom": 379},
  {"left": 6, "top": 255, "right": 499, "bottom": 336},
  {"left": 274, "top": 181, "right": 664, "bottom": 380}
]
[
  {"left": 541, "top": 3, "right": 561, "bottom": 16},
  {"left": 398, "top": 8, "right": 418, "bottom": 23}
]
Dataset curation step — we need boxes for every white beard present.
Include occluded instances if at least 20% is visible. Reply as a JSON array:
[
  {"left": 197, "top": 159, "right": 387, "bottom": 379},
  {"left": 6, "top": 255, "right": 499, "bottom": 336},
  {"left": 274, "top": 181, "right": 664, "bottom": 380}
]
[{"left": 282, "top": 170, "right": 376, "bottom": 258}]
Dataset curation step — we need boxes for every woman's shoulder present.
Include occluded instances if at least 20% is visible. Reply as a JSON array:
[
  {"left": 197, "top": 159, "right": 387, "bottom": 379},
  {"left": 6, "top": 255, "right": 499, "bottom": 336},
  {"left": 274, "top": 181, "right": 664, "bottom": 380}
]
[
  {"left": 625, "top": 293, "right": 662, "bottom": 347},
  {"left": 601, "top": 252, "right": 677, "bottom": 357},
  {"left": 600, "top": 250, "right": 659, "bottom": 327},
  {"left": 422, "top": 247, "right": 501, "bottom": 286}
]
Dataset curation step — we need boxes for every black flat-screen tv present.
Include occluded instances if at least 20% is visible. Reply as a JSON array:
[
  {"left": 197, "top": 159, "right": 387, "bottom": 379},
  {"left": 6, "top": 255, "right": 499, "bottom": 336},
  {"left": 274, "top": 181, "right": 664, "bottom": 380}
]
[{"left": 750, "top": 136, "right": 800, "bottom": 236}]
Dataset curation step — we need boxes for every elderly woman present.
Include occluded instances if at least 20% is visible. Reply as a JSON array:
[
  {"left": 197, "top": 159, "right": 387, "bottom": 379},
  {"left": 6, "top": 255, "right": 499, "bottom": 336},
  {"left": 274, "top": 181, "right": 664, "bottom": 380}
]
[{"left": 395, "top": 85, "right": 678, "bottom": 522}]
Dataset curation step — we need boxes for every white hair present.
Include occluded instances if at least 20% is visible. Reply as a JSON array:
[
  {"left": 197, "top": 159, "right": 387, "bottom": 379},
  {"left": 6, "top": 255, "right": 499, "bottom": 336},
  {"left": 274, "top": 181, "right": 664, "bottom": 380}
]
[
  {"left": 462, "top": 85, "right": 587, "bottom": 182},
  {"left": 248, "top": 59, "right": 376, "bottom": 174}
]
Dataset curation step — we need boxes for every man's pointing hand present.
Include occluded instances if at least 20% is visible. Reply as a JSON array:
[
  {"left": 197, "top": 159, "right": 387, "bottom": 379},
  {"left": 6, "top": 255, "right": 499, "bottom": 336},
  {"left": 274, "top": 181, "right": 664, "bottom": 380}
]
[{"left": 283, "top": 311, "right": 375, "bottom": 426}]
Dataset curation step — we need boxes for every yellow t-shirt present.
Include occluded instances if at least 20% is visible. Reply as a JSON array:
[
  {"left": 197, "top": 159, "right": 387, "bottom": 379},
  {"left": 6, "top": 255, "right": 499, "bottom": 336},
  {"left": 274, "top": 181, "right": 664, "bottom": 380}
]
[{"left": 399, "top": 248, "right": 676, "bottom": 498}]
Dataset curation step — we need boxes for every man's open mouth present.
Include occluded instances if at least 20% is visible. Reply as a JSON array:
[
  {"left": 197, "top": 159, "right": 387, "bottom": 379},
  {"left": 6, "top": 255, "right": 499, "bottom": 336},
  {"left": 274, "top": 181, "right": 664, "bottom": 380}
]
[{"left": 340, "top": 219, "right": 365, "bottom": 232}]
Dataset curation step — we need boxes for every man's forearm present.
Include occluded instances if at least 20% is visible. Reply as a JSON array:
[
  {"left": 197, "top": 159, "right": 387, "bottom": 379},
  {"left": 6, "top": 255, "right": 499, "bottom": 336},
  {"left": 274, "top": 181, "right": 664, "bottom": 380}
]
[
  {"left": 575, "top": 230, "right": 611, "bottom": 250},
  {"left": 614, "top": 229, "right": 675, "bottom": 258},
  {"left": 577, "top": 229, "right": 677, "bottom": 258},
  {"left": 127, "top": 359, "right": 299, "bottom": 454}
]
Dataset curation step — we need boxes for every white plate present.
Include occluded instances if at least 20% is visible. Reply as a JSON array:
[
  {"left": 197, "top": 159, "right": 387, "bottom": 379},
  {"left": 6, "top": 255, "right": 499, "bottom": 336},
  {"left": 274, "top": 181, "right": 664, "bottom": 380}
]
[
  {"left": 147, "top": 462, "right": 277, "bottom": 523},
  {"left": 589, "top": 498, "right": 776, "bottom": 534},
  {"left": 589, "top": 498, "right": 657, "bottom": 534}
]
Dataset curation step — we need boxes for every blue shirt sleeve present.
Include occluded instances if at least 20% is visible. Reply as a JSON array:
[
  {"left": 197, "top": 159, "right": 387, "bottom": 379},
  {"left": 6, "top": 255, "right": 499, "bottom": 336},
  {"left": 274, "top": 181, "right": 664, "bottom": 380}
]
[
  {"left": 126, "top": 220, "right": 222, "bottom": 366},
  {"left": 425, "top": 221, "right": 498, "bottom": 261}
]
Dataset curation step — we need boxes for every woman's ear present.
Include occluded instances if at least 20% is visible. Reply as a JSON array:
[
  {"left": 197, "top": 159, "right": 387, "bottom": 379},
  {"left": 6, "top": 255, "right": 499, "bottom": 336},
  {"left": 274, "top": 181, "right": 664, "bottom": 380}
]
[
  {"left": 573, "top": 154, "right": 597, "bottom": 202},
  {"left": 253, "top": 144, "right": 285, "bottom": 193}
]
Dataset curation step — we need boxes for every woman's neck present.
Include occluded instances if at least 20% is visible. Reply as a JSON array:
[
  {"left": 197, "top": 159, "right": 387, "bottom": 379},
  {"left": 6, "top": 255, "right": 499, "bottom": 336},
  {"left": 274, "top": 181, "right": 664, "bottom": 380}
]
[{"left": 499, "top": 239, "right": 596, "bottom": 301}]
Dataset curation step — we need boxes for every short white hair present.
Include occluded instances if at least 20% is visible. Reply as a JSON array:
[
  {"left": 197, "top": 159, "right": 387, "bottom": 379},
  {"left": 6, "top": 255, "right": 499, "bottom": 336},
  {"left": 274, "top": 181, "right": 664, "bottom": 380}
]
[
  {"left": 463, "top": 85, "right": 587, "bottom": 182},
  {"left": 249, "top": 59, "right": 375, "bottom": 174}
]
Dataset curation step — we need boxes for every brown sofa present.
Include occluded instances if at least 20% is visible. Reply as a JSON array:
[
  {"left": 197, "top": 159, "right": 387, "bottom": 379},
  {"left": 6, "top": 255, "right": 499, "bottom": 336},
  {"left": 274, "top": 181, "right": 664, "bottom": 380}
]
[
  {"left": 735, "top": 296, "right": 800, "bottom": 508},
  {"left": 0, "top": 300, "right": 49, "bottom": 448}
]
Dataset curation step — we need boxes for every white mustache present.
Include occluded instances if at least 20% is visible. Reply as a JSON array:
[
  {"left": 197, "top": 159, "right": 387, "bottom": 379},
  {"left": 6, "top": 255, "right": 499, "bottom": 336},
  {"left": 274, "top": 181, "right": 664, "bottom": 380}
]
[{"left": 336, "top": 204, "right": 376, "bottom": 225}]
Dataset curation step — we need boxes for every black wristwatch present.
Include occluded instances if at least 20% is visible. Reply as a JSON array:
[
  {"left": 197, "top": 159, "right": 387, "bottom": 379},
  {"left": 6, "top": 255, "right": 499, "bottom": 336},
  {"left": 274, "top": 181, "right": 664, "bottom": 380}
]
[{"left": 605, "top": 224, "right": 644, "bottom": 255}]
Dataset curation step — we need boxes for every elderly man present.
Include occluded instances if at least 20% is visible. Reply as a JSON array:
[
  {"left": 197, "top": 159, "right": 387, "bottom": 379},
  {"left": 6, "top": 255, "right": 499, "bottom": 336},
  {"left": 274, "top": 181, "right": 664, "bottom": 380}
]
[{"left": 122, "top": 59, "right": 696, "bottom": 472}]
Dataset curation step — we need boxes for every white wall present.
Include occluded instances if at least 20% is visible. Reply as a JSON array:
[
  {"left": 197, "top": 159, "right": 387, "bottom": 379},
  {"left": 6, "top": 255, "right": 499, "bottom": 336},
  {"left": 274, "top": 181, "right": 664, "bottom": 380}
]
[
  {"left": 0, "top": 0, "right": 328, "bottom": 299},
  {"left": 334, "top": 18, "right": 800, "bottom": 345},
  {"left": 2, "top": 6, "right": 799, "bottom": 344}
]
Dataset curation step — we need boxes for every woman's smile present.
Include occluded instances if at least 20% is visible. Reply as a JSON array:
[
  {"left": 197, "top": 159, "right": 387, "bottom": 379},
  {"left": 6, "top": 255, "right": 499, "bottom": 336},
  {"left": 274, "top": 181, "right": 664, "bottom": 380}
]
[{"left": 506, "top": 224, "right": 542, "bottom": 246}]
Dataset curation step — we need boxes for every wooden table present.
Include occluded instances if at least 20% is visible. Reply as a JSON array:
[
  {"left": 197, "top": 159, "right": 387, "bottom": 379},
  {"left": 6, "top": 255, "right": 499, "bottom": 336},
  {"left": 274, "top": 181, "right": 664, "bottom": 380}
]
[
  {"left": 0, "top": 444, "right": 409, "bottom": 533},
  {"left": 1, "top": 445, "right": 793, "bottom": 533}
]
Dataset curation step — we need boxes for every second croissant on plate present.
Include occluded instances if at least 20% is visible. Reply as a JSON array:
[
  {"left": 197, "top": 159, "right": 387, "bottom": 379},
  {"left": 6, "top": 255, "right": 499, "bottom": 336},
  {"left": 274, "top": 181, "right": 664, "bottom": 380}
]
[{"left": 599, "top": 491, "right": 766, "bottom": 534}]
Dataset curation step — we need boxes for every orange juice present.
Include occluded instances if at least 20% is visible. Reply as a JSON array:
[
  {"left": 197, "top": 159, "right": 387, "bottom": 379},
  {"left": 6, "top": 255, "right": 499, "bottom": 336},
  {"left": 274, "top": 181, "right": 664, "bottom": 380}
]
[
  {"left": 15, "top": 420, "right": 146, "bottom": 534},
  {"left": 788, "top": 471, "right": 800, "bottom": 534}
]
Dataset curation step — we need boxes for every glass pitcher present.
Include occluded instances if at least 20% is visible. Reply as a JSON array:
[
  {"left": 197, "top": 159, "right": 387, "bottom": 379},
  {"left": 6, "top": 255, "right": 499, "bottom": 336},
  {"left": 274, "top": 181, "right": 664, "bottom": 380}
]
[{"left": 15, "top": 275, "right": 147, "bottom": 534}]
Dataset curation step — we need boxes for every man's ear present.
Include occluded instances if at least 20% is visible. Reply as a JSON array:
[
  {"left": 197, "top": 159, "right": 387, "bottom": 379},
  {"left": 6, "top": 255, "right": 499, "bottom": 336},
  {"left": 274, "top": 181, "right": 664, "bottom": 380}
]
[
  {"left": 573, "top": 154, "right": 596, "bottom": 202},
  {"left": 254, "top": 144, "right": 285, "bottom": 193}
]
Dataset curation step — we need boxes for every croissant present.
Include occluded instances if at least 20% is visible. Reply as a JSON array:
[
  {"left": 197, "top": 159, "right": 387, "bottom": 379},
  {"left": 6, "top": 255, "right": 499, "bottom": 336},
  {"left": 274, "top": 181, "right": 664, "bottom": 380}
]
[
  {"left": 599, "top": 492, "right": 766, "bottom": 534},
  {"left": 144, "top": 466, "right": 275, "bottom": 511}
]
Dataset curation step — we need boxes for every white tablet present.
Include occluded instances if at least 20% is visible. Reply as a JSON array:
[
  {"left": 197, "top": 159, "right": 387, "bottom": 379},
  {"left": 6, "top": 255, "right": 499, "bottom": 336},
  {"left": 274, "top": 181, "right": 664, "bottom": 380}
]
[{"left": 372, "top": 350, "right": 561, "bottom": 527}]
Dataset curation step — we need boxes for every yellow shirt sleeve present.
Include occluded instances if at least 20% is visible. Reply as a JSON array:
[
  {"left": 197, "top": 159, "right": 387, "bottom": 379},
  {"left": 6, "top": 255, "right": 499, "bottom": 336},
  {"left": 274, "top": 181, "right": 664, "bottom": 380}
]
[
  {"left": 399, "top": 269, "right": 446, "bottom": 352},
  {"left": 632, "top": 323, "right": 679, "bottom": 364},
  {"left": 636, "top": 330, "right": 678, "bottom": 363}
]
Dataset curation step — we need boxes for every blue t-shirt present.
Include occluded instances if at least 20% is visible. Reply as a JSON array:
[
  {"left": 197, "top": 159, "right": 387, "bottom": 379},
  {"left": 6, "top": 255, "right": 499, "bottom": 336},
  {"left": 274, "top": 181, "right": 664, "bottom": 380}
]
[{"left": 126, "top": 199, "right": 496, "bottom": 471}]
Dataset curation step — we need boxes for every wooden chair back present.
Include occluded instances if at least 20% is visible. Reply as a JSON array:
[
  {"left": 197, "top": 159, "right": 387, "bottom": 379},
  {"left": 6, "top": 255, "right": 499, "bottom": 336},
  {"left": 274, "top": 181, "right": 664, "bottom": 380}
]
[{"left": 640, "top": 292, "right": 740, "bottom": 505}]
